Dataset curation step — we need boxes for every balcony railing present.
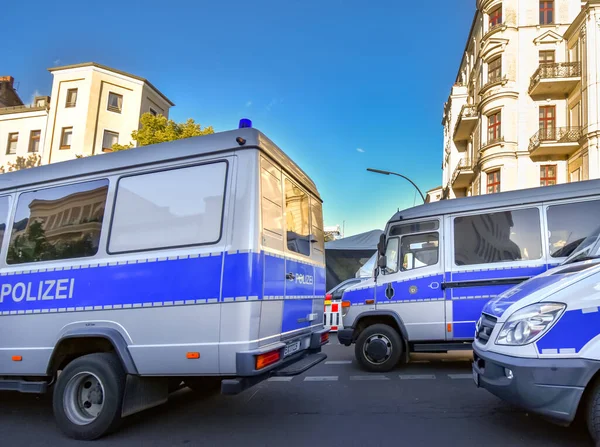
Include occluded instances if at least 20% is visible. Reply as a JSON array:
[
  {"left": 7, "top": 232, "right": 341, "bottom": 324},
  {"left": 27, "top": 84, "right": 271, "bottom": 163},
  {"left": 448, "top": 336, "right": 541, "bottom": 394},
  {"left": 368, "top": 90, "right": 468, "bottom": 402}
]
[
  {"left": 529, "top": 127, "right": 582, "bottom": 153},
  {"left": 453, "top": 104, "right": 478, "bottom": 143},
  {"left": 529, "top": 62, "right": 581, "bottom": 95},
  {"left": 451, "top": 157, "right": 475, "bottom": 188}
]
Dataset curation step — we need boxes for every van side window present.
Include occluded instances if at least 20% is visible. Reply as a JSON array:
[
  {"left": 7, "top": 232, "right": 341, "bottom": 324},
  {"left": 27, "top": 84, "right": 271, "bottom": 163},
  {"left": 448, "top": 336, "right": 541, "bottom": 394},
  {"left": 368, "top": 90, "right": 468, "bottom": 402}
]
[
  {"left": 384, "top": 237, "right": 399, "bottom": 273},
  {"left": 7, "top": 180, "right": 109, "bottom": 264},
  {"left": 0, "top": 196, "right": 10, "bottom": 247},
  {"left": 390, "top": 220, "right": 439, "bottom": 236},
  {"left": 454, "top": 208, "right": 542, "bottom": 266},
  {"left": 109, "top": 162, "right": 227, "bottom": 253},
  {"left": 311, "top": 200, "right": 324, "bottom": 255},
  {"left": 261, "top": 158, "right": 283, "bottom": 251},
  {"left": 401, "top": 232, "right": 439, "bottom": 271},
  {"left": 285, "top": 179, "right": 310, "bottom": 256},
  {"left": 547, "top": 200, "right": 600, "bottom": 258}
]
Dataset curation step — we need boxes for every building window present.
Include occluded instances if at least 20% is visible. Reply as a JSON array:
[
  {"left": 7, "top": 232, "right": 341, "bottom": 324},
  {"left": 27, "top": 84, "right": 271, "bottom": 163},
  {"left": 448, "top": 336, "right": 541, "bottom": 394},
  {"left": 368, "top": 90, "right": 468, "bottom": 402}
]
[
  {"left": 6, "top": 133, "right": 18, "bottom": 155},
  {"left": 102, "top": 130, "right": 119, "bottom": 152},
  {"left": 540, "top": 165, "right": 557, "bottom": 186},
  {"left": 149, "top": 108, "right": 157, "bottom": 116},
  {"left": 488, "top": 57, "right": 502, "bottom": 83},
  {"left": 66, "top": 89, "right": 78, "bottom": 108},
  {"left": 7, "top": 179, "right": 109, "bottom": 265},
  {"left": 454, "top": 208, "right": 541, "bottom": 265},
  {"left": 109, "top": 162, "right": 228, "bottom": 253},
  {"left": 489, "top": 6, "right": 502, "bottom": 28},
  {"left": 29, "top": 130, "right": 41, "bottom": 153},
  {"left": 487, "top": 170, "right": 501, "bottom": 194},
  {"left": 540, "top": 1, "right": 554, "bottom": 25},
  {"left": 487, "top": 111, "right": 501, "bottom": 143},
  {"left": 539, "top": 50, "right": 555, "bottom": 64},
  {"left": 60, "top": 127, "right": 73, "bottom": 149},
  {"left": 539, "top": 106, "right": 556, "bottom": 139},
  {"left": 107, "top": 92, "right": 123, "bottom": 113}
]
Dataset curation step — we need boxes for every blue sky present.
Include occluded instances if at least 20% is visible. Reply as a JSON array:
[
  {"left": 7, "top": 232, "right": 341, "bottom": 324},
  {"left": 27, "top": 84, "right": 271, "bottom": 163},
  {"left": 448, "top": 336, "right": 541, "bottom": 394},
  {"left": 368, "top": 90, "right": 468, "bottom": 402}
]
[{"left": 5, "top": 0, "right": 474, "bottom": 237}]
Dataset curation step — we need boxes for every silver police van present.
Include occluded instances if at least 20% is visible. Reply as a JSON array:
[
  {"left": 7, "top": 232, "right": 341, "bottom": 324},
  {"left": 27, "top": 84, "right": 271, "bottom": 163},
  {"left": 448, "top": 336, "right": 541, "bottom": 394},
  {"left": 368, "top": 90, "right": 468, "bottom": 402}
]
[
  {"left": 338, "top": 180, "right": 600, "bottom": 372},
  {"left": 473, "top": 227, "right": 600, "bottom": 442},
  {"left": 0, "top": 125, "right": 329, "bottom": 439}
]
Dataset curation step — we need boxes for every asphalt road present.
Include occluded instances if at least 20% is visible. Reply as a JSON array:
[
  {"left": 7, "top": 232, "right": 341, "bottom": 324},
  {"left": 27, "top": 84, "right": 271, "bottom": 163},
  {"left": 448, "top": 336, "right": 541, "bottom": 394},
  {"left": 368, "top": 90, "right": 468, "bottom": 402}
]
[{"left": 0, "top": 337, "right": 593, "bottom": 446}]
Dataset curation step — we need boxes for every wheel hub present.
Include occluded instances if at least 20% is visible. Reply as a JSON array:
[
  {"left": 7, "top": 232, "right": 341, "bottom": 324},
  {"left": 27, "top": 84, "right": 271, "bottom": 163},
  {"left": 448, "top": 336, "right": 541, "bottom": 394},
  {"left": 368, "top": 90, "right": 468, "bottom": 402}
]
[{"left": 363, "top": 334, "right": 392, "bottom": 364}]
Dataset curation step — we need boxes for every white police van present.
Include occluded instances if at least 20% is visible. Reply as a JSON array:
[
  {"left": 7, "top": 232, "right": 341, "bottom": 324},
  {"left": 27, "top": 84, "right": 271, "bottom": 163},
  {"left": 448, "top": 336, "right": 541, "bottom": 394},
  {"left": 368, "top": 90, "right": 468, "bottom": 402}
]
[
  {"left": 338, "top": 180, "right": 600, "bottom": 372},
  {"left": 0, "top": 123, "right": 329, "bottom": 440},
  {"left": 473, "top": 227, "right": 600, "bottom": 441}
]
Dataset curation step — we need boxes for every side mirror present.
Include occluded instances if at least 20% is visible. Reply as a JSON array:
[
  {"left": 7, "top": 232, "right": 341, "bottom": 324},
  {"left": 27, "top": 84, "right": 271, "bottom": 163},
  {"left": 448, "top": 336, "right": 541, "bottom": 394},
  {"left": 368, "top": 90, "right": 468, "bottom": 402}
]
[
  {"left": 377, "top": 255, "right": 387, "bottom": 270},
  {"left": 377, "top": 233, "right": 386, "bottom": 256}
]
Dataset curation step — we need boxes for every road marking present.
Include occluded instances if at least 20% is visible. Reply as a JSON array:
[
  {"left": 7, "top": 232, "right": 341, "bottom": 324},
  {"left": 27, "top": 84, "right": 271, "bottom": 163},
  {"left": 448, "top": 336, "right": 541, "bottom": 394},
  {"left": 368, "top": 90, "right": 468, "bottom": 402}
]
[
  {"left": 448, "top": 374, "right": 473, "bottom": 379},
  {"left": 304, "top": 376, "right": 338, "bottom": 382},
  {"left": 267, "top": 376, "right": 294, "bottom": 382},
  {"left": 325, "top": 360, "right": 352, "bottom": 365},
  {"left": 399, "top": 374, "right": 436, "bottom": 380},
  {"left": 350, "top": 375, "right": 390, "bottom": 381}
]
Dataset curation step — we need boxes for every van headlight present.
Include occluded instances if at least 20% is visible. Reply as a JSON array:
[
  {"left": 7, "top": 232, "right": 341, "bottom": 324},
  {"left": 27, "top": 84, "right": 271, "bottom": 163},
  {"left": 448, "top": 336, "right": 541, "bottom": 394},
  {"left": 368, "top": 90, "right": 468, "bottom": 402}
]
[{"left": 496, "top": 303, "right": 566, "bottom": 346}]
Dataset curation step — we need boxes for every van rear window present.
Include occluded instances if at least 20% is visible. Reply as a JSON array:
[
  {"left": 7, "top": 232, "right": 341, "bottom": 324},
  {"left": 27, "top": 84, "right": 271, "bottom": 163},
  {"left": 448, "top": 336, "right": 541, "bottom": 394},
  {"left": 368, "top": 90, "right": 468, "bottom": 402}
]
[
  {"left": 454, "top": 208, "right": 542, "bottom": 266},
  {"left": 109, "top": 162, "right": 227, "bottom": 253}
]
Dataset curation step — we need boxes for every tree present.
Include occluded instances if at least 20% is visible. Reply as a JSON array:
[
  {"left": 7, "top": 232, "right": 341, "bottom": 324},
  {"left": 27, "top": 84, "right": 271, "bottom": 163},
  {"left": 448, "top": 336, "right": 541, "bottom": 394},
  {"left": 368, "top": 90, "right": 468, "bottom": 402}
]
[
  {"left": 0, "top": 154, "right": 41, "bottom": 174},
  {"left": 112, "top": 113, "right": 214, "bottom": 150}
]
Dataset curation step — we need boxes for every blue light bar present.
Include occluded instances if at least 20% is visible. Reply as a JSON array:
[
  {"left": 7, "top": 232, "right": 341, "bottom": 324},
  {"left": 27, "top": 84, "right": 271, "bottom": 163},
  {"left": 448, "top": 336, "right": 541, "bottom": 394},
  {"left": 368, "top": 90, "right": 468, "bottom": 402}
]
[{"left": 239, "top": 118, "right": 252, "bottom": 129}]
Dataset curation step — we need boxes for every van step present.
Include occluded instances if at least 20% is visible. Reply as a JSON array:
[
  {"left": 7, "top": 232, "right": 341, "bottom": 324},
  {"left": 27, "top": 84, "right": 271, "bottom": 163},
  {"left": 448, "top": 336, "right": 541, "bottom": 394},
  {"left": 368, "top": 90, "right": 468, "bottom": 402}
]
[
  {"left": 273, "top": 352, "right": 327, "bottom": 376},
  {"left": 412, "top": 342, "right": 473, "bottom": 353},
  {"left": 0, "top": 379, "right": 48, "bottom": 393}
]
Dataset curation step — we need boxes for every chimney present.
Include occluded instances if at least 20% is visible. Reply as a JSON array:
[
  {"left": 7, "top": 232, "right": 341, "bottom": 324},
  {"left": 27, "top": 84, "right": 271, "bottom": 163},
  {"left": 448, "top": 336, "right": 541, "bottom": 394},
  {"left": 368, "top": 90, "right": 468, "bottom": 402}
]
[{"left": 0, "top": 76, "right": 14, "bottom": 87}]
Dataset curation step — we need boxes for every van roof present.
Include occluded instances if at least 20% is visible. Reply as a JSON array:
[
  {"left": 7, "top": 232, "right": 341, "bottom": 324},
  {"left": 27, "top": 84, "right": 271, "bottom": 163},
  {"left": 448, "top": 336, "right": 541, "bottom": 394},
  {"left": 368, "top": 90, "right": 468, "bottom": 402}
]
[
  {"left": 0, "top": 128, "right": 321, "bottom": 200},
  {"left": 389, "top": 179, "right": 600, "bottom": 223}
]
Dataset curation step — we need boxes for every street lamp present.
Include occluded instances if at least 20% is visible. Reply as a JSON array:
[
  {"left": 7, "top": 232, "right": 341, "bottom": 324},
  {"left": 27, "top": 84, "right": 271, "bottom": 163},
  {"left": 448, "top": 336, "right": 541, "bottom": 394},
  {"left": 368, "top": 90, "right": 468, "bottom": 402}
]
[{"left": 367, "top": 168, "right": 426, "bottom": 203}]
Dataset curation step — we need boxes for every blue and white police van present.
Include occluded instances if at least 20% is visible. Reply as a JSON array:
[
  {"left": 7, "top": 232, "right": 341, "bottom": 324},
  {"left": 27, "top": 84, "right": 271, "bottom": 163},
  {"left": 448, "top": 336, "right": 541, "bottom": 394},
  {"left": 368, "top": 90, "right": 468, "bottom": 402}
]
[
  {"left": 473, "top": 226, "right": 600, "bottom": 442},
  {"left": 338, "top": 180, "right": 600, "bottom": 372},
  {"left": 0, "top": 123, "right": 329, "bottom": 440}
]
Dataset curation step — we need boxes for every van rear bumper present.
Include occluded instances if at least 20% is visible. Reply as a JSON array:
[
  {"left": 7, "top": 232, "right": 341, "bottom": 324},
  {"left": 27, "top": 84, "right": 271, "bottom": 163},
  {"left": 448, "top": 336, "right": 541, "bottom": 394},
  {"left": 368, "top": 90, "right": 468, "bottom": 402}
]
[
  {"left": 473, "top": 344, "right": 599, "bottom": 425},
  {"left": 221, "top": 328, "right": 330, "bottom": 395}
]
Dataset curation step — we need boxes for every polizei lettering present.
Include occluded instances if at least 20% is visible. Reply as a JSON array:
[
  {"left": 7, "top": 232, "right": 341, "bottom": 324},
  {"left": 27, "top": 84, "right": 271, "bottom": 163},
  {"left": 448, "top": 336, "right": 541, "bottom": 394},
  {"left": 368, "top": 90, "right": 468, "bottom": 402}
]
[
  {"left": 0, "top": 279, "right": 75, "bottom": 304},
  {"left": 295, "top": 274, "right": 314, "bottom": 285}
]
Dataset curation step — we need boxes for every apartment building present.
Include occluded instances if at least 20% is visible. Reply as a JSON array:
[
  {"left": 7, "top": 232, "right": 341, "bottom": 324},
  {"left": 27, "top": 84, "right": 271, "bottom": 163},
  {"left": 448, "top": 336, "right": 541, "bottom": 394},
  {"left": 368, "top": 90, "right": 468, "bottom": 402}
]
[
  {"left": 440, "top": 0, "right": 600, "bottom": 200},
  {"left": 0, "top": 63, "right": 174, "bottom": 169}
]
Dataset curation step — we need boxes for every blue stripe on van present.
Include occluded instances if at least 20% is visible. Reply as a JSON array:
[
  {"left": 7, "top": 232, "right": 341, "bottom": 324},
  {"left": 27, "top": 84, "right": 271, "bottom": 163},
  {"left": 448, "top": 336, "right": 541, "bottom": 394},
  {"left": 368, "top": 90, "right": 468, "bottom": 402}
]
[
  {"left": 453, "top": 322, "right": 477, "bottom": 339},
  {"left": 285, "top": 259, "right": 315, "bottom": 297},
  {"left": 536, "top": 308, "right": 600, "bottom": 354},
  {"left": 0, "top": 251, "right": 326, "bottom": 315},
  {"left": 452, "top": 299, "right": 488, "bottom": 323},
  {"left": 281, "top": 299, "right": 313, "bottom": 333},
  {"left": 375, "top": 274, "right": 444, "bottom": 303},
  {"left": 450, "top": 265, "right": 546, "bottom": 282}
]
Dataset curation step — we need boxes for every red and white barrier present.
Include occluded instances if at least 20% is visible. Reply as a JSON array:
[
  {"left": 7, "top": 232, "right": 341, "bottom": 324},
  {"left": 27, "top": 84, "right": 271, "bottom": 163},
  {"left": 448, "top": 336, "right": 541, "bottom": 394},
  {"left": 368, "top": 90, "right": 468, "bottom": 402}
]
[{"left": 324, "top": 300, "right": 343, "bottom": 332}]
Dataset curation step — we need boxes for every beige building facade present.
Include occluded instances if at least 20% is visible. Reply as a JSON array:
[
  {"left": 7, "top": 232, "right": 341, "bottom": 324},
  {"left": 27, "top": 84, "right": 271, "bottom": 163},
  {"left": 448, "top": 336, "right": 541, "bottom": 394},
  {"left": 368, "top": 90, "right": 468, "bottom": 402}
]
[
  {"left": 440, "top": 0, "right": 600, "bottom": 200},
  {"left": 0, "top": 63, "right": 173, "bottom": 169}
]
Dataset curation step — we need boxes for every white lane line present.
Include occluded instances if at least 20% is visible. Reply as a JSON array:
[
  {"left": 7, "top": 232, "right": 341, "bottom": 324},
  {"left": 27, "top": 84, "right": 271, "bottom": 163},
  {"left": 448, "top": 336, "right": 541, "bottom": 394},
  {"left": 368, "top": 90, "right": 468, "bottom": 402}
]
[
  {"left": 448, "top": 374, "right": 473, "bottom": 379},
  {"left": 399, "top": 374, "right": 436, "bottom": 380},
  {"left": 350, "top": 375, "right": 390, "bottom": 381},
  {"left": 267, "top": 376, "right": 294, "bottom": 382},
  {"left": 325, "top": 360, "right": 352, "bottom": 365},
  {"left": 304, "top": 376, "right": 338, "bottom": 382}
]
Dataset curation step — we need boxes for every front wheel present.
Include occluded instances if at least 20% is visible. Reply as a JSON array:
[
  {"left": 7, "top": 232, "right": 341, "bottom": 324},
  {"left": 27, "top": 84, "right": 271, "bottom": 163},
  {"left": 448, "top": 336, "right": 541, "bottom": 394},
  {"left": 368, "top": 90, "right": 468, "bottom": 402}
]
[
  {"left": 52, "top": 352, "right": 126, "bottom": 440},
  {"left": 587, "top": 378, "right": 600, "bottom": 441},
  {"left": 355, "top": 324, "right": 403, "bottom": 373}
]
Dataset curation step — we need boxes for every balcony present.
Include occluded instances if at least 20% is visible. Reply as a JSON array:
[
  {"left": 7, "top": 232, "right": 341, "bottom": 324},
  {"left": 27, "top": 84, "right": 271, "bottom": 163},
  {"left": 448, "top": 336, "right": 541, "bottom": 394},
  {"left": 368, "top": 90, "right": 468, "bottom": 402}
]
[
  {"left": 453, "top": 104, "right": 478, "bottom": 143},
  {"left": 528, "top": 127, "right": 582, "bottom": 157},
  {"left": 529, "top": 62, "right": 581, "bottom": 98},
  {"left": 451, "top": 158, "right": 475, "bottom": 189}
]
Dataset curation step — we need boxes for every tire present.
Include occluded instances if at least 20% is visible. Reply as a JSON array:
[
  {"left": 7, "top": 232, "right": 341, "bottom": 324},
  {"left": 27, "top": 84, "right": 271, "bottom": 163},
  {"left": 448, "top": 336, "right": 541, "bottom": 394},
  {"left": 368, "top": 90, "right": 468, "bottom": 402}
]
[
  {"left": 587, "top": 378, "right": 600, "bottom": 442},
  {"left": 185, "top": 377, "right": 222, "bottom": 394},
  {"left": 52, "top": 352, "right": 126, "bottom": 440},
  {"left": 355, "top": 324, "right": 403, "bottom": 373}
]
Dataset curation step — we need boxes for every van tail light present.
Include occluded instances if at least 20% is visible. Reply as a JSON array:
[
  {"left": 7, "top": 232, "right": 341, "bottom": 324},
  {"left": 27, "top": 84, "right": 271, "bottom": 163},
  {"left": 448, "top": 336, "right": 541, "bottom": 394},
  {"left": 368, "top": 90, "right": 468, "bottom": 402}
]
[
  {"left": 325, "top": 293, "right": 333, "bottom": 301},
  {"left": 255, "top": 350, "right": 281, "bottom": 370},
  {"left": 321, "top": 331, "right": 330, "bottom": 344}
]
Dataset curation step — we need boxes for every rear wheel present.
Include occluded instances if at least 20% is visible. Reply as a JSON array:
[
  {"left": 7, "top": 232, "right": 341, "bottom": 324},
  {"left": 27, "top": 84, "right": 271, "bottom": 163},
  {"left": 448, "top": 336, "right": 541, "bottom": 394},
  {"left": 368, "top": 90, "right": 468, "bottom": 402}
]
[
  {"left": 587, "top": 378, "right": 600, "bottom": 441},
  {"left": 355, "top": 324, "right": 403, "bottom": 373},
  {"left": 52, "top": 352, "right": 126, "bottom": 440}
]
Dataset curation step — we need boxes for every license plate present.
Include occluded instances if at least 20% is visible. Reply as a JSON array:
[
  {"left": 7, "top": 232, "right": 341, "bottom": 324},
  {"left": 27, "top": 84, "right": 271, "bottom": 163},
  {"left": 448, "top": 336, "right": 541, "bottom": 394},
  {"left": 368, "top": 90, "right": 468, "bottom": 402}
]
[
  {"left": 472, "top": 365, "right": 479, "bottom": 387},
  {"left": 284, "top": 341, "right": 301, "bottom": 357}
]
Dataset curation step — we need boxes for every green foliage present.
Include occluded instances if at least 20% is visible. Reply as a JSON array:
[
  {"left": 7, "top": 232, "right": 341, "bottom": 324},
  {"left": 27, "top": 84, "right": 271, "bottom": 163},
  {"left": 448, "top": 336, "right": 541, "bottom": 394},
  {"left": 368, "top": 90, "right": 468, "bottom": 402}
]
[
  {"left": 0, "top": 154, "right": 42, "bottom": 173},
  {"left": 112, "top": 113, "right": 214, "bottom": 151}
]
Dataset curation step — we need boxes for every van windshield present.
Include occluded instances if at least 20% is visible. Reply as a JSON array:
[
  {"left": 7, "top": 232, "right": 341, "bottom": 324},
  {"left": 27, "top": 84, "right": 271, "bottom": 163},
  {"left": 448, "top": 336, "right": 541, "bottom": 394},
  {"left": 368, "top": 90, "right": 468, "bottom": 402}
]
[{"left": 563, "top": 225, "right": 600, "bottom": 264}]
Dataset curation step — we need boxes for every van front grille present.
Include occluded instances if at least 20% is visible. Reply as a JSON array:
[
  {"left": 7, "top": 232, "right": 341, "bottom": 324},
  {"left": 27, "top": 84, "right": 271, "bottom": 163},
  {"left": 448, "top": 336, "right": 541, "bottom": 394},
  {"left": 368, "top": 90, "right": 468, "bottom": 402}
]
[{"left": 475, "top": 313, "right": 497, "bottom": 345}]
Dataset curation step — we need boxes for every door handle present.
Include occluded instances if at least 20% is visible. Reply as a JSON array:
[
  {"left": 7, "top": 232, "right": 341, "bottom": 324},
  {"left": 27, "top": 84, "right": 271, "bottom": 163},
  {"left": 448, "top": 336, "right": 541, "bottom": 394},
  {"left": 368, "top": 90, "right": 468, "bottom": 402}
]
[{"left": 286, "top": 272, "right": 296, "bottom": 281}]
